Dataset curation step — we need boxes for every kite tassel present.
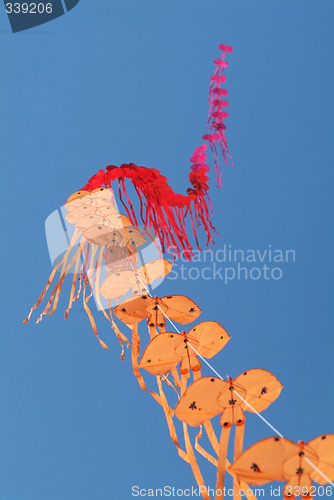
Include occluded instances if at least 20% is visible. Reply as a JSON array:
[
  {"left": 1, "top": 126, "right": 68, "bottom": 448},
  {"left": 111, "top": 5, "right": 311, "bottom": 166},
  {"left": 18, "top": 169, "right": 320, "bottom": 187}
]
[
  {"left": 197, "top": 423, "right": 258, "bottom": 500},
  {"left": 233, "top": 424, "right": 245, "bottom": 500},
  {"left": 64, "top": 248, "right": 82, "bottom": 319},
  {"left": 39, "top": 236, "right": 84, "bottom": 321},
  {"left": 109, "top": 311, "right": 130, "bottom": 361},
  {"left": 215, "top": 425, "right": 231, "bottom": 500},
  {"left": 24, "top": 229, "right": 81, "bottom": 324}
]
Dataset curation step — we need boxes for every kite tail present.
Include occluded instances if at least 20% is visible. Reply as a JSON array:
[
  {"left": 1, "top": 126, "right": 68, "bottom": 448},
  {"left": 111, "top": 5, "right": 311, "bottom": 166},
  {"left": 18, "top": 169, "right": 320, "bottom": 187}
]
[
  {"left": 23, "top": 260, "right": 62, "bottom": 324},
  {"left": 81, "top": 155, "right": 214, "bottom": 257},
  {"left": 204, "top": 43, "right": 233, "bottom": 187},
  {"left": 188, "top": 144, "right": 216, "bottom": 247},
  {"left": 195, "top": 423, "right": 258, "bottom": 500},
  {"left": 89, "top": 244, "right": 130, "bottom": 358},
  {"left": 215, "top": 425, "right": 231, "bottom": 500},
  {"left": 36, "top": 237, "right": 84, "bottom": 323},
  {"left": 82, "top": 276, "right": 109, "bottom": 350},
  {"left": 109, "top": 310, "right": 130, "bottom": 361},
  {"left": 72, "top": 263, "right": 84, "bottom": 304},
  {"left": 160, "top": 374, "right": 179, "bottom": 397},
  {"left": 233, "top": 424, "right": 245, "bottom": 500},
  {"left": 64, "top": 243, "right": 83, "bottom": 319},
  {"left": 82, "top": 245, "right": 109, "bottom": 350},
  {"left": 183, "top": 422, "right": 212, "bottom": 500}
]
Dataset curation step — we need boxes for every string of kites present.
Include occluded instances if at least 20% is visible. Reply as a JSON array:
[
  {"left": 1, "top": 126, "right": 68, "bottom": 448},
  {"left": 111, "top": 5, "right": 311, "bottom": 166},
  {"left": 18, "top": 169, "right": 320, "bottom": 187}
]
[{"left": 24, "top": 44, "right": 333, "bottom": 500}]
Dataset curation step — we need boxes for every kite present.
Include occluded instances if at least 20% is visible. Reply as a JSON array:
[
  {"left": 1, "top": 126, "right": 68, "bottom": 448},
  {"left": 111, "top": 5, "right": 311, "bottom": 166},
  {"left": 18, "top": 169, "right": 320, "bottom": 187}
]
[
  {"left": 205, "top": 43, "right": 234, "bottom": 187},
  {"left": 113, "top": 293, "right": 201, "bottom": 335},
  {"left": 113, "top": 293, "right": 202, "bottom": 402},
  {"left": 175, "top": 370, "right": 283, "bottom": 499},
  {"left": 139, "top": 321, "right": 230, "bottom": 387},
  {"left": 229, "top": 435, "right": 334, "bottom": 499}
]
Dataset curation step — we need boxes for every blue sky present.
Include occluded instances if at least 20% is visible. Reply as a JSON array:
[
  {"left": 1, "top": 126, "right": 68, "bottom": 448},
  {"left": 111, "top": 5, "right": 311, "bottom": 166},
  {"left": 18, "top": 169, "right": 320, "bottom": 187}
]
[{"left": 1, "top": 1, "right": 333, "bottom": 499}]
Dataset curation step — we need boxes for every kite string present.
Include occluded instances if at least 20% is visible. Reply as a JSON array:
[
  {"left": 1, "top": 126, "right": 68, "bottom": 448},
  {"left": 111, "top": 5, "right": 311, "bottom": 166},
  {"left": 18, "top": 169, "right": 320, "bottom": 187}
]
[
  {"left": 109, "top": 237, "right": 334, "bottom": 488},
  {"left": 303, "top": 457, "right": 334, "bottom": 486}
]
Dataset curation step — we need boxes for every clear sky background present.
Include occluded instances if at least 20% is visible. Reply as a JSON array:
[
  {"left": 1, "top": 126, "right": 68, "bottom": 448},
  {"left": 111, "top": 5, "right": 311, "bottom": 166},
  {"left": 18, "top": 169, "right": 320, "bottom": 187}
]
[{"left": 1, "top": 1, "right": 333, "bottom": 499}]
